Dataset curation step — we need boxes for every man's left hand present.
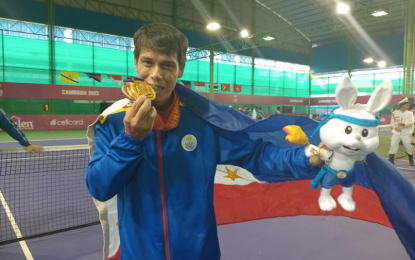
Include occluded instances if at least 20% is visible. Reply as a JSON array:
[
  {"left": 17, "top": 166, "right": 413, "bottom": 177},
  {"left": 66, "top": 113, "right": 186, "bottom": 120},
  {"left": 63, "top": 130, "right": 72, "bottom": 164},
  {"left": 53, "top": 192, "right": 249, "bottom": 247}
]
[{"left": 308, "top": 142, "right": 328, "bottom": 168}]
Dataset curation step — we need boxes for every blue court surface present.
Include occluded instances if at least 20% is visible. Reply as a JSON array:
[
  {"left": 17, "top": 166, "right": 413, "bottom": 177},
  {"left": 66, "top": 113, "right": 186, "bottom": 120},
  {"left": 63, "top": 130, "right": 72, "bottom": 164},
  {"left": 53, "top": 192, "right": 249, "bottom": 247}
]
[{"left": 0, "top": 138, "right": 413, "bottom": 260}]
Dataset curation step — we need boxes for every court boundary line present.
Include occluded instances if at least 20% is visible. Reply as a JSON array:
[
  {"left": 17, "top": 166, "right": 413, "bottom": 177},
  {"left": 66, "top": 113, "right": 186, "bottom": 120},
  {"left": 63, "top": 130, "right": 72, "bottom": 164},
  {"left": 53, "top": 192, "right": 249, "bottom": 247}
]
[
  {"left": 0, "top": 190, "right": 34, "bottom": 260},
  {"left": 396, "top": 166, "right": 415, "bottom": 171}
]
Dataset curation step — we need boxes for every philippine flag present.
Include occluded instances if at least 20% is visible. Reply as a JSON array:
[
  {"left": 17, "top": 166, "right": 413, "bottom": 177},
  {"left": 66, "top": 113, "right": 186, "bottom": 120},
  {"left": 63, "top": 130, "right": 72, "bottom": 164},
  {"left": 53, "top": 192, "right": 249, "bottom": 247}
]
[
  {"left": 180, "top": 80, "right": 192, "bottom": 89},
  {"left": 107, "top": 75, "right": 123, "bottom": 86},
  {"left": 85, "top": 73, "right": 102, "bottom": 82},
  {"left": 213, "top": 165, "right": 391, "bottom": 227}
]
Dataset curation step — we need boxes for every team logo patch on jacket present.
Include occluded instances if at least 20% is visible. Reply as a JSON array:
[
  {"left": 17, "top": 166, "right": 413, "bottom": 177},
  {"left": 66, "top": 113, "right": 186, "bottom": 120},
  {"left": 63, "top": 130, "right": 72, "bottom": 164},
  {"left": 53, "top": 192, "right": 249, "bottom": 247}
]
[{"left": 181, "top": 134, "right": 197, "bottom": 151}]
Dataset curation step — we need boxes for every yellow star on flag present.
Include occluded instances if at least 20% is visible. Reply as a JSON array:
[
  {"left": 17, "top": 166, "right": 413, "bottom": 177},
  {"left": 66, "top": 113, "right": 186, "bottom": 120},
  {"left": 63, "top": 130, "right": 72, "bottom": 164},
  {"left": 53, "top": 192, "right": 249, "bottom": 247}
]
[{"left": 224, "top": 167, "right": 242, "bottom": 181}]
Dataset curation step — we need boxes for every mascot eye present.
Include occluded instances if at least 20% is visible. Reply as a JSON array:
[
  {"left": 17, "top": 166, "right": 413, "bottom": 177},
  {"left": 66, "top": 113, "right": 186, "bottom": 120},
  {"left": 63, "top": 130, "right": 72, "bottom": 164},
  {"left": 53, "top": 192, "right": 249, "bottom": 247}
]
[
  {"left": 362, "top": 129, "right": 369, "bottom": 137},
  {"left": 345, "top": 126, "right": 352, "bottom": 134}
]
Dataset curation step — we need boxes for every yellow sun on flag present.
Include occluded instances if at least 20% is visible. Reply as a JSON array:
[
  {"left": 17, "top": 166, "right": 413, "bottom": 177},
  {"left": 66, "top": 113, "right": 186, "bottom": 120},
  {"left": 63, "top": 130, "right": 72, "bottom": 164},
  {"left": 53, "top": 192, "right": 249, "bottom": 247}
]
[{"left": 224, "top": 167, "right": 242, "bottom": 181}]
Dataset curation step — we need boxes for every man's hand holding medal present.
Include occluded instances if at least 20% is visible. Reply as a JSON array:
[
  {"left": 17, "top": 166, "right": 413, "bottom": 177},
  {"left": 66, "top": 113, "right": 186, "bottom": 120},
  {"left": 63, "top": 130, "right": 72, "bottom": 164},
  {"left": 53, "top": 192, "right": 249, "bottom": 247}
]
[{"left": 122, "top": 78, "right": 157, "bottom": 140}]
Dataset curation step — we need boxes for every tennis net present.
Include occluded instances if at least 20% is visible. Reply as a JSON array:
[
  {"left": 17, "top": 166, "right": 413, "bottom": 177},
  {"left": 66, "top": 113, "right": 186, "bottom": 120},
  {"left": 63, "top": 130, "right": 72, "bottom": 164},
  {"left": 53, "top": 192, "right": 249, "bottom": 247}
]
[{"left": 0, "top": 145, "right": 99, "bottom": 245}]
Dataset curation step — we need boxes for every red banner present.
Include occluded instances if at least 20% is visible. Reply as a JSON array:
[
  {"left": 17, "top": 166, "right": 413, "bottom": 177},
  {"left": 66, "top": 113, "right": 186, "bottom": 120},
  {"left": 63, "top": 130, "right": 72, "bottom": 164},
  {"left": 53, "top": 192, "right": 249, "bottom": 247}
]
[
  {"left": 199, "top": 93, "right": 309, "bottom": 106},
  {"left": 0, "top": 82, "right": 406, "bottom": 115},
  {"left": 0, "top": 82, "right": 121, "bottom": 101},
  {"left": 5, "top": 115, "right": 98, "bottom": 130},
  {"left": 310, "top": 95, "right": 410, "bottom": 106}
]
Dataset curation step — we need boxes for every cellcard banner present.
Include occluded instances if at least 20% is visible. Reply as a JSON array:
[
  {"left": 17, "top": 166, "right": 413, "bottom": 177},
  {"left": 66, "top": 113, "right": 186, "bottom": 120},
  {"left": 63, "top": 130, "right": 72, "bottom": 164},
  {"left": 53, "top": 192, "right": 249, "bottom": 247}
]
[{"left": 4, "top": 115, "right": 98, "bottom": 130}]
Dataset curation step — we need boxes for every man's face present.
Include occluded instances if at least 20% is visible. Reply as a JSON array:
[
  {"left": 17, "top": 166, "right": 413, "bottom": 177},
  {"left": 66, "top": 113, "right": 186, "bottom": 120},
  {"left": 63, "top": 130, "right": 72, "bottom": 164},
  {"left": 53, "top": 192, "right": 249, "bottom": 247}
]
[
  {"left": 134, "top": 48, "right": 184, "bottom": 110},
  {"left": 401, "top": 103, "right": 410, "bottom": 111}
]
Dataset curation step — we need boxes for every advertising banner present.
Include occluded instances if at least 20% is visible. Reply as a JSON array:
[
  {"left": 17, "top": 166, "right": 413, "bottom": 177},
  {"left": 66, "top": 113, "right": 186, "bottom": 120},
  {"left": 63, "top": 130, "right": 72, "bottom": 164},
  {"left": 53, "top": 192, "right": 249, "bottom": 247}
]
[{"left": 6, "top": 115, "right": 98, "bottom": 130}]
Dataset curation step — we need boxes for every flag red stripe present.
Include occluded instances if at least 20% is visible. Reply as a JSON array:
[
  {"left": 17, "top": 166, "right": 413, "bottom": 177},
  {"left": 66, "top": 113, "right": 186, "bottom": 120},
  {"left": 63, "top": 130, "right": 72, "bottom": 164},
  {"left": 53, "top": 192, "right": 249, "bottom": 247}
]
[
  {"left": 107, "top": 246, "right": 121, "bottom": 260},
  {"left": 214, "top": 180, "right": 391, "bottom": 228},
  {"left": 221, "top": 84, "right": 230, "bottom": 91},
  {"left": 195, "top": 82, "right": 205, "bottom": 86},
  {"left": 108, "top": 74, "right": 122, "bottom": 80}
]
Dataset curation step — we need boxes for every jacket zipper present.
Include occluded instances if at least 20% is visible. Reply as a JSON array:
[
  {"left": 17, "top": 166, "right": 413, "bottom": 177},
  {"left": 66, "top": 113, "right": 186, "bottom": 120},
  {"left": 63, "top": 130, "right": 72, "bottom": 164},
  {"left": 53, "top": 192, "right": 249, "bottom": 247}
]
[{"left": 156, "top": 130, "right": 171, "bottom": 260}]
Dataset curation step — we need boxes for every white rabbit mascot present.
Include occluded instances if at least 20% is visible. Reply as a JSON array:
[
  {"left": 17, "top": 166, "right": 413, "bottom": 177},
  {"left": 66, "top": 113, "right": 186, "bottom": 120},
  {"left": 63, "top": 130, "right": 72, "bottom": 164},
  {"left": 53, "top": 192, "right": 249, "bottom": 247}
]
[{"left": 306, "top": 75, "right": 393, "bottom": 212}]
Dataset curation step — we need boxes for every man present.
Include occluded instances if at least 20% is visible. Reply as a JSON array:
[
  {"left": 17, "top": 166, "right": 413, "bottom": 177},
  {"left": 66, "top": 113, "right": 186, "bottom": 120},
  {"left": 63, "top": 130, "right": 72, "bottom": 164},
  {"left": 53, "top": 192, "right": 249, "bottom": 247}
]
[
  {"left": 0, "top": 108, "right": 43, "bottom": 153},
  {"left": 85, "top": 23, "right": 324, "bottom": 260},
  {"left": 241, "top": 105, "right": 248, "bottom": 115},
  {"left": 257, "top": 107, "right": 263, "bottom": 120},
  {"left": 251, "top": 107, "right": 257, "bottom": 119},
  {"left": 275, "top": 106, "right": 281, "bottom": 115},
  {"left": 388, "top": 97, "right": 414, "bottom": 166}
]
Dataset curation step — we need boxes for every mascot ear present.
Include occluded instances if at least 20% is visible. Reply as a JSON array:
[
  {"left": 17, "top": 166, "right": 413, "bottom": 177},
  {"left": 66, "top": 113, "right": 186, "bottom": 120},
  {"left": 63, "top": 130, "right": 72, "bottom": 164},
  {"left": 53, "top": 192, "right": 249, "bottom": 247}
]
[
  {"left": 335, "top": 74, "right": 357, "bottom": 109},
  {"left": 366, "top": 79, "right": 393, "bottom": 113}
]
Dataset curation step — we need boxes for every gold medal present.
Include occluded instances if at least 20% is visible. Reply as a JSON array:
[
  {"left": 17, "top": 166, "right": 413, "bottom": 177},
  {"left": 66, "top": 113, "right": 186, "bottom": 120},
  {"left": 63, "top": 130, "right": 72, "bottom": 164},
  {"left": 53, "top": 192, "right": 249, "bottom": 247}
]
[{"left": 123, "top": 79, "right": 156, "bottom": 101}]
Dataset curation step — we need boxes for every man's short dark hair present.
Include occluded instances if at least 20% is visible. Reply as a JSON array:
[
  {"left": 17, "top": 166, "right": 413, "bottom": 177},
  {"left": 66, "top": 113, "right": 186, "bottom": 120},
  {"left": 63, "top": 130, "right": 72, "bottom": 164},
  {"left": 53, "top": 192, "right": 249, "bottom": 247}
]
[{"left": 133, "top": 23, "right": 189, "bottom": 67}]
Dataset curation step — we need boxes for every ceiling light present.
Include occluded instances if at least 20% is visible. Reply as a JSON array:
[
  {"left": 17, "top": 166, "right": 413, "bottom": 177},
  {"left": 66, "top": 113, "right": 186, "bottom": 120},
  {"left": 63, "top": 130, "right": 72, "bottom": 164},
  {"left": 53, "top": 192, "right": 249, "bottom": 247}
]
[
  {"left": 363, "top": 58, "right": 374, "bottom": 63},
  {"left": 240, "top": 29, "right": 249, "bottom": 38},
  {"left": 378, "top": 61, "right": 386, "bottom": 68},
  {"left": 371, "top": 10, "right": 388, "bottom": 17},
  {"left": 207, "top": 22, "right": 221, "bottom": 31},
  {"left": 263, "top": 36, "right": 275, "bottom": 41},
  {"left": 337, "top": 2, "right": 350, "bottom": 14}
]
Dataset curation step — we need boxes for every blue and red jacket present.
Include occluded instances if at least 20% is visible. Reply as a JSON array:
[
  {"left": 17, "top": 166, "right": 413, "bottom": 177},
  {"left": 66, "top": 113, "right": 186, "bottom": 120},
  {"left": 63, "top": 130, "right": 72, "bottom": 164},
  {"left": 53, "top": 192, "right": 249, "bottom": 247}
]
[{"left": 86, "top": 87, "right": 320, "bottom": 260}]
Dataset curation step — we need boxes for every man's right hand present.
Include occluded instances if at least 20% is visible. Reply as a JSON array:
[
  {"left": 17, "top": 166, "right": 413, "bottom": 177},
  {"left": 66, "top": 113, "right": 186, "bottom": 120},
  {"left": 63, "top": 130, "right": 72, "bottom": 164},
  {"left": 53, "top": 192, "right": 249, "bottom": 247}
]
[
  {"left": 27, "top": 144, "right": 44, "bottom": 154},
  {"left": 124, "top": 95, "right": 157, "bottom": 140}
]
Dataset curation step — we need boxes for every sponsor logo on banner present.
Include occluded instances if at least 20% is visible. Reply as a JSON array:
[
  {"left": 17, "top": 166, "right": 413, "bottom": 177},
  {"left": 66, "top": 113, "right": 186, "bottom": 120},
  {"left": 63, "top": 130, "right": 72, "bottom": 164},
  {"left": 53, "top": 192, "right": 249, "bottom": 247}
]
[
  {"left": 289, "top": 99, "right": 304, "bottom": 103},
  {"left": 50, "top": 119, "right": 84, "bottom": 126},
  {"left": 318, "top": 99, "right": 336, "bottom": 104},
  {"left": 10, "top": 116, "right": 34, "bottom": 130},
  {"left": 62, "top": 90, "right": 99, "bottom": 96}
]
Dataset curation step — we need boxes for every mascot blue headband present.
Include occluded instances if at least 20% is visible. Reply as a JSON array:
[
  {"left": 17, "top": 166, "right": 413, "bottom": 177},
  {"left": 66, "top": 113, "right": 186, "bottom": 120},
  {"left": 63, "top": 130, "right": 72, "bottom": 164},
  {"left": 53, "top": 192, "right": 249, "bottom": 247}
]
[{"left": 311, "top": 107, "right": 380, "bottom": 137}]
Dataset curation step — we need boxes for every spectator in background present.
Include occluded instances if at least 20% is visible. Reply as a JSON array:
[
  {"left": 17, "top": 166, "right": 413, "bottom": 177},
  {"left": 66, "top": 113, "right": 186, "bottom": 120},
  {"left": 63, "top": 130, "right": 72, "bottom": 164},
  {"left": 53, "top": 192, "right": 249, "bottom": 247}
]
[
  {"left": 251, "top": 107, "right": 258, "bottom": 119},
  {"left": 247, "top": 107, "right": 251, "bottom": 117},
  {"left": 241, "top": 106, "right": 248, "bottom": 115},
  {"left": 275, "top": 107, "right": 281, "bottom": 115},
  {"left": 388, "top": 98, "right": 414, "bottom": 166},
  {"left": 257, "top": 107, "right": 263, "bottom": 120},
  {"left": 0, "top": 108, "right": 44, "bottom": 153}
]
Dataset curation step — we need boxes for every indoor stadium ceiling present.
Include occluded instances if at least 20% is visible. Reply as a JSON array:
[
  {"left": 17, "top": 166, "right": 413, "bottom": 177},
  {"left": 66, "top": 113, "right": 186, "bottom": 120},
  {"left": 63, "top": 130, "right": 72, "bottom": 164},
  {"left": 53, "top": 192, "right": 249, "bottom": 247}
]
[
  {"left": 27, "top": 0, "right": 406, "bottom": 55},
  {"left": 256, "top": 0, "right": 405, "bottom": 46}
]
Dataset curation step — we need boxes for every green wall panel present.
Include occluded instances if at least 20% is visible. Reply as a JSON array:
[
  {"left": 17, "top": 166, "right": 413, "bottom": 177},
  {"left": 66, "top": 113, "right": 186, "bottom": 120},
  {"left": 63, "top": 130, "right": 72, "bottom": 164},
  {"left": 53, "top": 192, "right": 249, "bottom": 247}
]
[
  {"left": 55, "top": 41, "right": 93, "bottom": 72},
  {"left": 3, "top": 35, "right": 49, "bottom": 69},
  {"left": 94, "top": 46, "right": 127, "bottom": 75},
  {"left": 217, "top": 63, "right": 235, "bottom": 85}
]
